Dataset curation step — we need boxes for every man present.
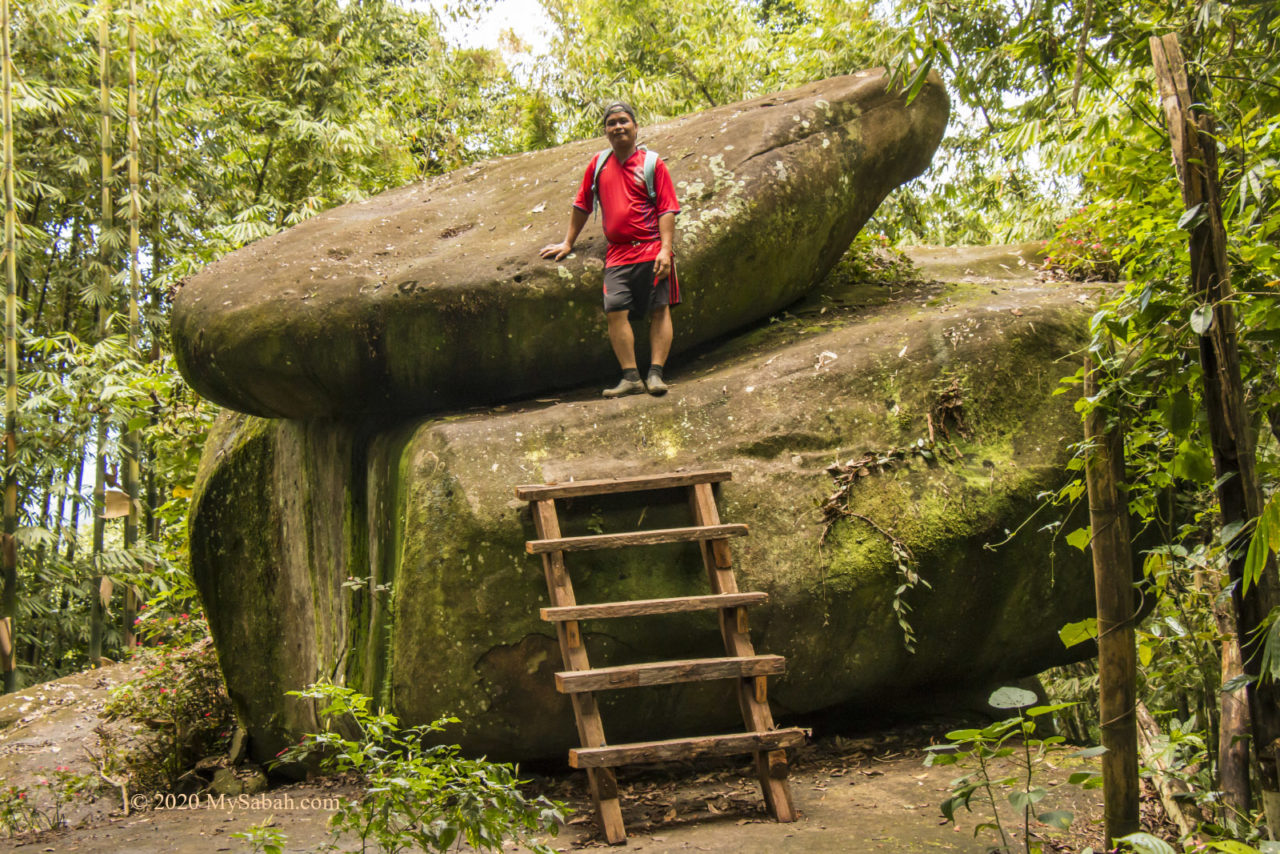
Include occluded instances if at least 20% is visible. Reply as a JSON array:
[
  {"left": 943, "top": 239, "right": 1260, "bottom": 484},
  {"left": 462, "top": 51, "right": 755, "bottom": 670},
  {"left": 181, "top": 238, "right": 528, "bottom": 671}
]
[{"left": 540, "top": 102, "right": 681, "bottom": 397}]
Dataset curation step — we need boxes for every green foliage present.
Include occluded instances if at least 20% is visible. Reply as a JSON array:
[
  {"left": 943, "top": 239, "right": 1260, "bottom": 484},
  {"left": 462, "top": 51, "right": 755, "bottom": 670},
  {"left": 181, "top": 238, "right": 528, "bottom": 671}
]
[
  {"left": 1115, "top": 833, "right": 1280, "bottom": 854},
  {"left": 275, "top": 681, "right": 566, "bottom": 854},
  {"left": 101, "top": 634, "right": 234, "bottom": 792},
  {"left": 924, "top": 687, "right": 1090, "bottom": 853},
  {"left": 0, "top": 767, "right": 96, "bottom": 837},
  {"left": 825, "top": 232, "right": 925, "bottom": 288},
  {"left": 3, "top": 0, "right": 529, "bottom": 687},
  {"left": 231, "top": 818, "right": 287, "bottom": 854}
]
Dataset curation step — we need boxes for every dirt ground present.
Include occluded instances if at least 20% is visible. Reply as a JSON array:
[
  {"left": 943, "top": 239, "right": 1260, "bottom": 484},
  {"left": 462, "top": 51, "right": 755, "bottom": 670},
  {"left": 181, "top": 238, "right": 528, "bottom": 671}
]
[{"left": 0, "top": 661, "right": 1148, "bottom": 854}]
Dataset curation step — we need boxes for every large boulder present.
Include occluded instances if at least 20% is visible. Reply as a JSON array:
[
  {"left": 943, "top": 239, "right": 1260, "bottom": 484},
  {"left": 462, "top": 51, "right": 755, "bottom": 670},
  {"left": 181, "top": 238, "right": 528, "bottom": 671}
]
[
  {"left": 189, "top": 253, "right": 1098, "bottom": 763},
  {"left": 171, "top": 70, "right": 949, "bottom": 419}
]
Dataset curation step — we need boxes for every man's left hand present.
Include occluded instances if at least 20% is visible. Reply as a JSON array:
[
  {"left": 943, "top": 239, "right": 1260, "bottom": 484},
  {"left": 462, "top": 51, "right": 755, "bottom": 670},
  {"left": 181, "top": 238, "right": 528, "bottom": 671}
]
[{"left": 654, "top": 248, "right": 672, "bottom": 279}]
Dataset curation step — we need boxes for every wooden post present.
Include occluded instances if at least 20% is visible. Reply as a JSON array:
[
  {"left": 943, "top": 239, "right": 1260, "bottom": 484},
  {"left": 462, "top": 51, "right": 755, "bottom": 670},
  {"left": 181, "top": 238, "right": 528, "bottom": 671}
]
[
  {"left": 1151, "top": 33, "right": 1280, "bottom": 828},
  {"left": 530, "top": 500, "right": 626, "bottom": 845},
  {"left": 1083, "top": 355, "right": 1140, "bottom": 844}
]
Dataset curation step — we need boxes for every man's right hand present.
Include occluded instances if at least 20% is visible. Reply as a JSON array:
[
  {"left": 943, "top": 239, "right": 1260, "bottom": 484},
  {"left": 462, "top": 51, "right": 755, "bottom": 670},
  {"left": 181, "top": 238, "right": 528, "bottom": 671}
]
[{"left": 539, "top": 241, "right": 572, "bottom": 261}]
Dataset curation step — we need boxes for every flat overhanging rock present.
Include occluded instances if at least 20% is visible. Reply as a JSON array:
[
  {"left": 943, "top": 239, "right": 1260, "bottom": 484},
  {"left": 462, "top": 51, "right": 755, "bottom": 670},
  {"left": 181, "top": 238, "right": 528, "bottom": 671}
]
[{"left": 171, "top": 70, "right": 949, "bottom": 418}]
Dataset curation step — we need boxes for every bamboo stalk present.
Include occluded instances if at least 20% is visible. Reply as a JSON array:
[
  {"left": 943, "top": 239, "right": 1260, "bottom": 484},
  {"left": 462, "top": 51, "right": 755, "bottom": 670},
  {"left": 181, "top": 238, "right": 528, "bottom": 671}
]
[
  {"left": 0, "top": 0, "right": 18, "bottom": 692},
  {"left": 122, "top": 0, "right": 141, "bottom": 650},
  {"left": 90, "top": 0, "right": 113, "bottom": 664}
]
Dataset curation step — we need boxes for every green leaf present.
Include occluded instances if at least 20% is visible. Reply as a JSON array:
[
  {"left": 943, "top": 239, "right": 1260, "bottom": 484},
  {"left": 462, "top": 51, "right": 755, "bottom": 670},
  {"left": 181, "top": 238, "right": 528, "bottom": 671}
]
[
  {"left": 1260, "top": 615, "right": 1280, "bottom": 682},
  {"left": 1037, "top": 809, "right": 1074, "bottom": 830},
  {"left": 1173, "top": 440, "right": 1214, "bottom": 482},
  {"left": 944, "top": 728, "right": 984, "bottom": 741},
  {"left": 1207, "top": 841, "right": 1267, "bottom": 854},
  {"left": 988, "top": 686, "right": 1037, "bottom": 709},
  {"left": 1178, "top": 203, "right": 1206, "bottom": 230},
  {"left": 1065, "top": 527, "right": 1091, "bottom": 552},
  {"left": 1164, "top": 390, "right": 1193, "bottom": 434},
  {"left": 1190, "top": 304, "right": 1214, "bottom": 335},
  {"left": 1059, "top": 618, "right": 1098, "bottom": 648},
  {"left": 1223, "top": 673, "right": 1253, "bottom": 693},
  {"left": 1071, "top": 745, "right": 1108, "bottom": 758},
  {"left": 1008, "top": 787, "right": 1046, "bottom": 811},
  {"left": 1117, "top": 832, "right": 1177, "bottom": 854}
]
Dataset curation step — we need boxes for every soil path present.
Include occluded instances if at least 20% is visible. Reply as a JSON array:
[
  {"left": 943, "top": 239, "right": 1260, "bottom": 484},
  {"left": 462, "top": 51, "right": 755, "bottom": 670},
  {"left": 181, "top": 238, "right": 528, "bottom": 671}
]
[{"left": 0, "top": 665, "right": 1117, "bottom": 853}]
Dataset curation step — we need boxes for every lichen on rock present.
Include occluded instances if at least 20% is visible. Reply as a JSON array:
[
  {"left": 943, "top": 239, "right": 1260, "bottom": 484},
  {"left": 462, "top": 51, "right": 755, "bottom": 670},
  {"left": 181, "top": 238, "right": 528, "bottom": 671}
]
[
  {"left": 171, "top": 70, "right": 949, "bottom": 419},
  {"left": 189, "top": 251, "right": 1099, "bottom": 762}
]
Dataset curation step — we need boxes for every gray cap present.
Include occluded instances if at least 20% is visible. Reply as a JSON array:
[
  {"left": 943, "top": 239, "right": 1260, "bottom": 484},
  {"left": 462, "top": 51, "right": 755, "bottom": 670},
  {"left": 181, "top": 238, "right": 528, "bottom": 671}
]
[{"left": 602, "top": 101, "right": 637, "bottom": 125}]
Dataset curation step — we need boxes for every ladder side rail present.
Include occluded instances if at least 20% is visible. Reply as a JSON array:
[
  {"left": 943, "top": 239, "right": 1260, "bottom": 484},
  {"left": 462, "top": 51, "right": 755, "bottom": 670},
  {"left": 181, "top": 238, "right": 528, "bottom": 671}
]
[
  {"left": 688, "top": 482, "right": 797, "bottom": 822},
  {"left": 531, "top": 499, "right": 627, "bottom": 844}
]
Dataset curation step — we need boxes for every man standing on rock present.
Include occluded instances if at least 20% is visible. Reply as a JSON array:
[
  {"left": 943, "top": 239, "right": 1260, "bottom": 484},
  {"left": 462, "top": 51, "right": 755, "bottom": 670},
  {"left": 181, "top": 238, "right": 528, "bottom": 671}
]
[{"left": 540, "top": 102, "right": 681, "bottom": 397}]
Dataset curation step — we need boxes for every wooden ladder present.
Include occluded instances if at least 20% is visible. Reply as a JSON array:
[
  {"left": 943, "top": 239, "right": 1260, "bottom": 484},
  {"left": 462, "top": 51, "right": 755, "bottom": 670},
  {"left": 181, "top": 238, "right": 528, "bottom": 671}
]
[{"left": 515, "top": 469, "right": 804, "bottom": 844}]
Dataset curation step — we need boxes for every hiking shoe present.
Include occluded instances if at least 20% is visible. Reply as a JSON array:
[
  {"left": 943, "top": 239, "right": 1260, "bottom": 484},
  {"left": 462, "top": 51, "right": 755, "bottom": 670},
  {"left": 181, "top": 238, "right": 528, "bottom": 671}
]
[
  {"left": 602, "top": 377, "right": 646, "bottom": 398},
  {"left": 645, "top": 372, "right": 669, "bottom": 396}
]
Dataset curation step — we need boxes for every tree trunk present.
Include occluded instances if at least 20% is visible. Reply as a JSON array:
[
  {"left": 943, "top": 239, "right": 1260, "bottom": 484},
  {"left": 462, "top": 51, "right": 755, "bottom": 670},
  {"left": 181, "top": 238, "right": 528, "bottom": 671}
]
[
  {"left": 1083, "top": 354, "right": 1140, "bottom": 844},
  {"left": 1215, "top": 602, "right": 1252, "bottom": 820},
  {"left": 1151, "top": 33, "right": 1280, "bottom": 830},
  {"left": 1, "top": 0, "right": 19, "bottom": 694}
]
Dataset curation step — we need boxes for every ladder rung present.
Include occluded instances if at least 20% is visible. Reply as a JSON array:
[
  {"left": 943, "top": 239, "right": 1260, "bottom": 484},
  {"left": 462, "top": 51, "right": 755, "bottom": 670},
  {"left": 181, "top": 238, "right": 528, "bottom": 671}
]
[
  {"left": 527, "top": 524, "right": 747, "bottom": 554},
  {"left": 569, "top": 728, "right": 807, "bottom": 768},
  {"left": 556, "top": 655, "right": 785, "bottom": 693},
  {"left": 541, "top": 592, "right": 767, "bottom": 622},
  {"left": 515, "top": 470, "right": 732, "bottom": 500}
]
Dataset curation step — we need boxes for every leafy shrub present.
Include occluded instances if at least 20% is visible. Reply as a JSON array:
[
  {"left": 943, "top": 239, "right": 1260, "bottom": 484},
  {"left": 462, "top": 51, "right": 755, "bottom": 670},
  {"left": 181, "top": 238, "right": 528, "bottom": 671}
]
[
  {"left": 0, "top": 767, "right": 96, "bottom": 837},
  {"left": 275, "top": 681, "right": 566, "bottom": 854},
  {"left": 102, "top": 634, "right": 235, "bottom": 792},
  {"left": 924, "top": 686, "right": 1098, "bottom": 853},
  {"left": 828, "top": 232, "right": 924, "bottom": 287},
  {"left": 231, "top": 818, "right": 288, "bottom": 854},
  {"left": 1043, "top": 203, "right": 1121, "bottom": 282}
]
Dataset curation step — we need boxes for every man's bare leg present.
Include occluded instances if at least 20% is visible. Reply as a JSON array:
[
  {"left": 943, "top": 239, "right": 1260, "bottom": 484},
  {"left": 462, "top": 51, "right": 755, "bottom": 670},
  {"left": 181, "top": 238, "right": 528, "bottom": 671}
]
[
  {"left": 607, "top": 310, "right": 637, "bottom": 369},
  {"left": 646, "top": 306, "right": 673, "bottom": 395},
  {"left": 649, "top": 306, "right": 672, "bottom": 366},
  {"left": 603, "top": 310, "right": 644, "bottom": 397}
]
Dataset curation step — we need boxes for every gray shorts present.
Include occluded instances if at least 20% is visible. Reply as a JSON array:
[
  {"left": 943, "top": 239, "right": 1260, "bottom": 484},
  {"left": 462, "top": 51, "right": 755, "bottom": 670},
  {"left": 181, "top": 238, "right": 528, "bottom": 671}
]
[{"left": 603, "top": 260, "right": 681, "bottom": 321}]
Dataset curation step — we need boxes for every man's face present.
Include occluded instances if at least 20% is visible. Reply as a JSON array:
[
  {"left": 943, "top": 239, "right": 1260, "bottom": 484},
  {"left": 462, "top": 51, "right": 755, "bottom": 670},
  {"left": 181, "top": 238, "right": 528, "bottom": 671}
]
[{"left": 605, "top": 111, "right": 637, "bottom": 149}]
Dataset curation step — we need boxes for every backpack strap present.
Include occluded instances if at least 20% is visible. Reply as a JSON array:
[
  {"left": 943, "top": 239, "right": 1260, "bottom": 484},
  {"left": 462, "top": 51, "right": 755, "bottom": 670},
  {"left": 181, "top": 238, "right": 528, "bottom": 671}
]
[
  {"left": 642, "top": 149, "right": 659, "bottom": 206},
  {"left": 590, "top": 148, "right": 612, "bottom": 213}
]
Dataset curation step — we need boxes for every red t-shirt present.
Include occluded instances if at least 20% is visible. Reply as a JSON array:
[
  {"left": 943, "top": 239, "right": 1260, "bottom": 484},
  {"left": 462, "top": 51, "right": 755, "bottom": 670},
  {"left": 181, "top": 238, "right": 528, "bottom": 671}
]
[{"left": 573, "top": 149, "right": 681, "bottom": 267}]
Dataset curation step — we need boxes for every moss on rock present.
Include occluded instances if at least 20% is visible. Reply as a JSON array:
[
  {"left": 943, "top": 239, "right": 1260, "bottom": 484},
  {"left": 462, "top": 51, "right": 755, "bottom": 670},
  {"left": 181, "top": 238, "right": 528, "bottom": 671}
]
[{"left": 190, "top": 263, "right": 1101, "bottom": 762}]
